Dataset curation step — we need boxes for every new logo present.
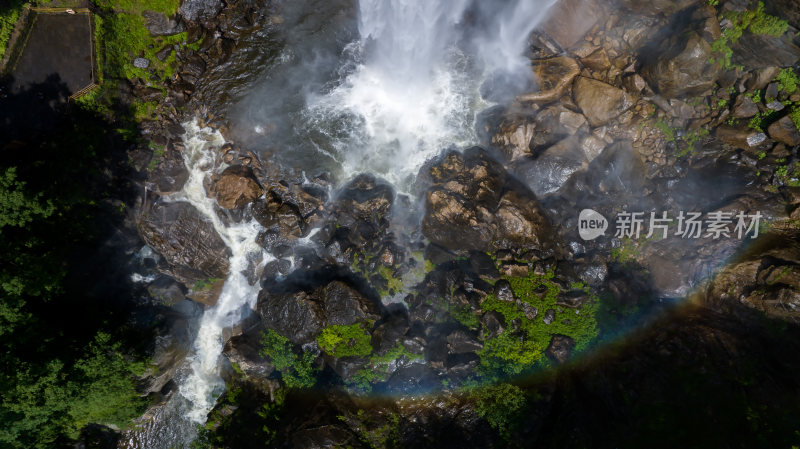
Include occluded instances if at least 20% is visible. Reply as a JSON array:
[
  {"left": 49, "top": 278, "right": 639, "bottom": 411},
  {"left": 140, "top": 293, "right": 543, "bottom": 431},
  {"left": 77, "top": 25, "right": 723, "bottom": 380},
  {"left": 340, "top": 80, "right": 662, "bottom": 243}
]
[{"left": 578, "top": 209, "right": 608, "bottom": 241}]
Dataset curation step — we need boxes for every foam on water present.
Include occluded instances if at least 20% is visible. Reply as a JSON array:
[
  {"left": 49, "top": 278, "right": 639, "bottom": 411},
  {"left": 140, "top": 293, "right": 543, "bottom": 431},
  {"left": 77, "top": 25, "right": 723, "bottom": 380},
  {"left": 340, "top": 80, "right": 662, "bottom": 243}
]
[
  {"left": 170, "top": 121, "right": 272, "bottom": 424},
  {"left": 304, "top": 0, "right": 556, "bottom": 191}
]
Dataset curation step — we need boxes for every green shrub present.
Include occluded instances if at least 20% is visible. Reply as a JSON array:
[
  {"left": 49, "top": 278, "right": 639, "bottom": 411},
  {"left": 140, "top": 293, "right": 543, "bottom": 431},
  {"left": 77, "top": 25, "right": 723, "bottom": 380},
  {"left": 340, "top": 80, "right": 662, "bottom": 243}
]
[
  {"left": 478, "top": 268, "right": 599, "bottom": 379},
  {"left": 473, "top": 383, "right": 526, "bottom": 440},
  {"left": 710, "top": 2, "right": 788, "bottom": 70},
  {"left": 0, "top": 0, "right": 25, "bottom": 61},
  {"left": 317, "top": 323, "right": 373, "bottom": 358},
  {"left": 350, "top": 342, "right": 422, "bottom": 392},
  {"left": 259, "top": 330, "right": 318, "bottom": 389},
  {"left": 776, "top": 68, "right": 800, "bottom": 95},
  {"left": 1, "top": 333, "right": 148, "bottom": 447}
]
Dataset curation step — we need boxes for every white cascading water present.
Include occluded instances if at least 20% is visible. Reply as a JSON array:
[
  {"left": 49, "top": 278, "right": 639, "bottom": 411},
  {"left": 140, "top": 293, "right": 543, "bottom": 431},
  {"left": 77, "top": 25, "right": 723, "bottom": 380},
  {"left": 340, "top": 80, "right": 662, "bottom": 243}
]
[
  {"left": 169, "top": 121, "right": 271, "bottom": 424},
  {"left": 306, "top": 0, "right": 556, "bottom": 190},
  {"left": 163, "top": 0, "right": 557, "bottom": 437}
]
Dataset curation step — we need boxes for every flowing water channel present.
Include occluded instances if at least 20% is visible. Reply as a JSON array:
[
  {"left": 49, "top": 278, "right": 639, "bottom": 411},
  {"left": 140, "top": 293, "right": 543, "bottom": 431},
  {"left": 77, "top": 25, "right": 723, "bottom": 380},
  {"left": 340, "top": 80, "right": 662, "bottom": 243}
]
[{"left": 122, "top": 0, "right": 557, "bottom": 446}]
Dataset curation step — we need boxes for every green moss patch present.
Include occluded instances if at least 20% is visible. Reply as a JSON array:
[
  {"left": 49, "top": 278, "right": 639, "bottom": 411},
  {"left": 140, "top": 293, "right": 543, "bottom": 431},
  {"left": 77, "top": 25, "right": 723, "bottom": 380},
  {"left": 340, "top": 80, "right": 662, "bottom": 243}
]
[
  {"left": 478, "top": 268, "right": 599, "bottom": 379},
  {"left": 317, "top": 322, "right": 374, "bottom": 359}
]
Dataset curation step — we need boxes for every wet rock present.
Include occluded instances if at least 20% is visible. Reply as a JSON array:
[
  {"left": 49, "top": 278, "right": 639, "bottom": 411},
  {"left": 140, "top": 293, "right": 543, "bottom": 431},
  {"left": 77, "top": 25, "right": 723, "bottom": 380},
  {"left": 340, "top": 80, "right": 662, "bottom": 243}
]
[
  {"left": 223, "top": 330, "right": 275, "bottom": 385},
  {"left": 187, "top": 278, "right": 225, "bottom": 306},
  {"left": 732, "top": 95, "right": 760, "bottom": 118},
  {"left": 517, "top": 56, "right": 580, "bottom": 104},
  {"left": 329, "top": 174, "right": 394, "bottom": 245},
  {"left": 543, "top": 308, "right": 556, "bottom": 325},
  {"left": 213, "top": 165, "right": 263, "bottom": 209},
  {"left": 622, "top": 73, "right": 648, "bottom": 95},
  {"left": 480, "top": 311, "right": 505, "bottom": 339},
  {"left": 732, "top": 31, "right": 800, "bottom": 70},
  {"left": 155, "top": 45, "right": 174, "bottom": 62},
  {"left": 545, "top": 334, "right": 575, "bottom": 364},
  {"left": 708, "top": 230, "right": 800, "bottom": 321},
  {"left": 257, "top": 280, "right": 382, "bottom": 345},
  {"left": 573, "top": 76, "right": 637, "bottom": 127},
  {"left": 446, "top": 330, "right": 483, "bottom": 354},
  {"left": 179, "top": 0, "right": 224, "bottom": 23},
  {"left": 267, "top": 182, "right": 325, "bottom": 219},
  {"left": 257, "top": 290, "right": 324, "bottom": 345},
  {"left": 147, "top": 277, "right": 186, "bottom": 306},
  {"left": 765, "top": 0, "right": 800, "bottom": 28},
  {"left": 530, "top": 105, "right": 588, "bottom": 149},
  {"left": 518, "top": 302, "right": 538, "bottom": 320},
  {"left": 515, "top": 136, "right": 587, "bottom": 196},
  {"left": 421, "top": 148, "right": 553, "bottom": 255},
  {"left": 490, "top": 110, "right": 536, "bottom": 161},
  {"left": 319, "top": 281, "right": 382, "bottom": 326},
  {"left": 494, "top": 280, "right": 515, "bottom": 302},
  {"left": 640, "top": 17, "right": 721, "bottom": 98},
  {"left": 291, "top": 425, "right": 356, "bottom": 449},
  {"left": 133, "top": 57, "right": 150, "bottom": 69},
  {"left": 139, "top": 301, "right": 201, "bottom": 394},
  {"left": 580, "top": 48, "right": 611, "bottom": 72},
  {"left": 138, "top": 201, "right": 231, "bottom": 284},
  {"left": 767, "top": 116, "right": 800, "bottom": 146},
  {"left": 146, "top": 154, "right": 190, "bottom": 195},
  {"left": 540, "top": 0, "right": 602, "bottom": 50},
  {"left": 715, "top": 126, "right": 769, "bottom": 150},
  {"left": 618, "top": 0, "right": 699, "bottom": 15},
  {"left": 143, "top": 11, "right": 185, "bottom": 36}
]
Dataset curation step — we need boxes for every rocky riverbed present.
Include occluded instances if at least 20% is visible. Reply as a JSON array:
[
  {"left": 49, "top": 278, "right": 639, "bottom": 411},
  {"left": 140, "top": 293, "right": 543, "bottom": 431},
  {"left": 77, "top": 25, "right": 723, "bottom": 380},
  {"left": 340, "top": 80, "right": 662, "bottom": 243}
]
[{"left": 106, "top": 0, "right": 800, "bottom": 447}]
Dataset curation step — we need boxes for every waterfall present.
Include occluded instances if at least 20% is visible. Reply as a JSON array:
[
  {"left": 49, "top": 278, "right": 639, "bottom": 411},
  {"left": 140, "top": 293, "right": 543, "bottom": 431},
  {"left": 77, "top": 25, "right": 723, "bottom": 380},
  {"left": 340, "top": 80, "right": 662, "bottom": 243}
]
[
  {"left": 170, "top": 121, "right": 271, "bottom": 424},
  {"left": 130, "top": 1, "right": 560, "bottom": 444},
  {"left": 304, "top": 0, "right": 556, "bottom": 191}
]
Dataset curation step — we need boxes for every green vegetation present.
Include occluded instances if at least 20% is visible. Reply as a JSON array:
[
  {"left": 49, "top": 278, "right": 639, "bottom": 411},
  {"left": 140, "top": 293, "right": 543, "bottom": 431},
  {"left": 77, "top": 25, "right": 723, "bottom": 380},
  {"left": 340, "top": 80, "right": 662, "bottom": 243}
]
[
  {"left": 376, "top": 264, "right": 403, "bottom": 295},
  {"left": 317, "top": 322, "right": 374, "bottom": 358},
  {"left": 473, "top": 383, "right": 527, "bottom": 440},
  {"left": 791, "top": 106, "right": 800, "bottom": 131},
  {"left": 2, "top": 333, "right": 149, "bottom": 446},
  {"left": 94, "top": 0, "right": 179, "bottom": 15},
  {"left": 477, "top": 268, "right": 599, "bottom": 380},
  {"left": 776, "top": 162, "right": 800, "bottom": 187},
  {"left": 450, "top": 304, "right": 480, "bottom": 329},
  {"left": 0, "top": 167, "right": 54, "bottom": 236},
  {"left": 192, "top": 277, "right": 220, "bottom": 292},
  {"left": 350, "top": 342, "right": 423, "bottom": 392},
  {"left": 351, "top": 251, "right": 405, "bottom": 296},
  {"left": 338, "top": 409, "right": 401, "bottom": 449},
  {"left": 710, "top": 2, "right": 788, "bottom": 70},
  {"left": 259, "top": 330, "right": 318, "bottom": 389},
  {"left": 776, "top": 68, "right": 800, "bottom": 95},
  {"left": 650, "top": 116, "right": 709, "bottom": 157},
  {"left": 99, "top": 13, "right": 185, "bottom": 84},
  {"left": 653, "top": 118, "right": 676, "bottom": 143},
  {"left": 0, "top": 0, "right": 25, "bottom": 61}
]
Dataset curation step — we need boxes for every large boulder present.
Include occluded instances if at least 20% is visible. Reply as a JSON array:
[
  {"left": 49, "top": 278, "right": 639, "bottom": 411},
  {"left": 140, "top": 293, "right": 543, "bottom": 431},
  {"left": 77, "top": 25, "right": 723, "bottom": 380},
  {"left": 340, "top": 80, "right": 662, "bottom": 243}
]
[
  {"left": 513, "top": 136, "right": 589, "bottom": 196},
  {"left": 142, "top": 11, "right": 185, "bottom": 37},
  {"left": 327, "top": 174, "right": 394, "bottom": 246},
  {"left": 731, "top": 31, "right": 800, "bottom": 70},
  {"left": 618, "top": 0, "right": 699, "bottom": 16},
  {"left": 517, "top": 57, "right": 580, "bottom": 104},
  {"left": 257, "top": 280, "right": 382, "bottom": 344},
  {"left": 539, "top": 0, "right": 602, "bottom": 50},
  {"left": 212, "top": 165, "right": 263, "bottom": 210},
  {"left": 765, "top": 0, "right": 800, "bottom": 28},
  {"left": 420, "top": 148, "right": 553, "bottom": 255},
  {"left": 573, "top": 76, "right": 637, "bottom": 127},
  {"left": 707, "top": 230, "right": 800, "bottom": 321},
  {"left": 640, "top": 11, "right": 722, "bottom": 98},
  {"left": 138, "top": 201, "right": 231, "bottom": 284},
  {"left": 767, "top": 116, "right": 800, "bottom": 146},
  {"left": 179, "top": 0, "right": 223, "bottom": 23}
]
